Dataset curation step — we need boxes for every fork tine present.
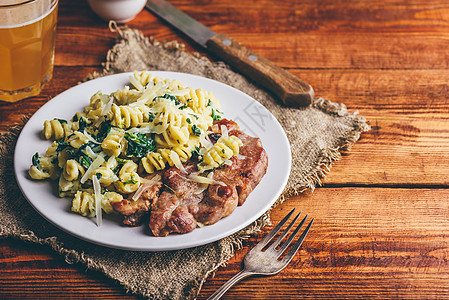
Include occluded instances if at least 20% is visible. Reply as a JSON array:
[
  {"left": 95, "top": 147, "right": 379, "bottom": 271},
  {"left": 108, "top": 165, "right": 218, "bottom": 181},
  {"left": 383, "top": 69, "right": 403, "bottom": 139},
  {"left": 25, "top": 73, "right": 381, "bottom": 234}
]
[
  {"left": 273, "top": 213, "right": 308, "bottom": 256},
  {"left": 281, "top": 218, "right": 314, "bottom": 264},
  {"left": 255, "top": 208, "right": 296, "bottom": 249},
  {"left": 267, "top": 211, "right": 302, "bottom": 252}
]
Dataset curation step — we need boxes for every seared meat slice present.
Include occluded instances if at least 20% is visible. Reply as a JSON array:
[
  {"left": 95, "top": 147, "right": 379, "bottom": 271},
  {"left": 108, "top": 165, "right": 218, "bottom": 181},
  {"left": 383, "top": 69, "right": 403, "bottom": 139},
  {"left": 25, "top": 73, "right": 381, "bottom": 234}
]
[
  {"left": 194, "top": 180, "right": 239, "bottom": 225},
  {"left": 149, "top": 191, "right": 200, "bottom": 236},
  {"left": 111, "top": 174, "right": 162, "bottom": 226},
  {"left": 193, "top": 129, "right": 268, "bottom": 223},
  {"left": 227, "top": 130, "right": 268, "bottom": 205},
  {"left": 149, "top": 164, "right": 204, "bottom": 236},
  {"left": 210, "top": 119, "right": 239, "bottom": 133}
]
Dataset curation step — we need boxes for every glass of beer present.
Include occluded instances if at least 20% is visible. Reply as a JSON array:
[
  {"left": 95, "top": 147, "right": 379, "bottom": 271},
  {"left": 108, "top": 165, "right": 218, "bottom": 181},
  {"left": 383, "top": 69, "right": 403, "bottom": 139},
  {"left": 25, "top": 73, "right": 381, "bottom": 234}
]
[{"left": 0, "top": 0, "right": 59, "bottom": 102}]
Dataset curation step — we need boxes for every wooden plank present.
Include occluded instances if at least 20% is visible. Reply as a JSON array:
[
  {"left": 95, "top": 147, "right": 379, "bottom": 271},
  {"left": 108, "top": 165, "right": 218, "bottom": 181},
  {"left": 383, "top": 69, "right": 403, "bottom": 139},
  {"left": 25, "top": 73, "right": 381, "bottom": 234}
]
[
  {"left": 0, "top": 240, "right": 135, "bottom": 299},
  {"left": 198, "top": 187, "right": 449, "bottom": 299},
  {"left": 54, "top": 26, "right": 449, "bottom": 70},
  {"left": 323, "top": 108, "right": 449, "bottom": 186},
  {"left": 2, "top": 188, "right": 448, "bottom": 299},
  {"left": 54, "top": 2, "right": 449, "bottom": 70}
]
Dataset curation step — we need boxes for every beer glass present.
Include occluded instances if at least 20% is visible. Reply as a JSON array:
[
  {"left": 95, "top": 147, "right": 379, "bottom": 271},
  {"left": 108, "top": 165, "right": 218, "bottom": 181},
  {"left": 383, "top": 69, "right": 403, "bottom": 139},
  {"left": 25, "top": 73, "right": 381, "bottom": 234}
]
[{"left": 0, "top": 0, "right": 58, "bottom": 102}]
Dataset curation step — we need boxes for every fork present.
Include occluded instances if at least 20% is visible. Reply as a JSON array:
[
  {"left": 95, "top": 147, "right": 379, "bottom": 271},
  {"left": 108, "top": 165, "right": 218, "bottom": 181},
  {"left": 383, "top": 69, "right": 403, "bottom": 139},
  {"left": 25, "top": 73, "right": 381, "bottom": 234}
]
[{"left": 207, "top": 208, "right": 314, "bottom": 300}]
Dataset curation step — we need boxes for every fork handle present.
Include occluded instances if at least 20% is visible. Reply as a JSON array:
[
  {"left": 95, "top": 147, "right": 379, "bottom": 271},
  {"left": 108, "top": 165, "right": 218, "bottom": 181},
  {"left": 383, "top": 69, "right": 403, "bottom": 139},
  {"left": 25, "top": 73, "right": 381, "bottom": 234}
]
[{"left": 207, "top": 269, "right": 253, "bottom": 300}]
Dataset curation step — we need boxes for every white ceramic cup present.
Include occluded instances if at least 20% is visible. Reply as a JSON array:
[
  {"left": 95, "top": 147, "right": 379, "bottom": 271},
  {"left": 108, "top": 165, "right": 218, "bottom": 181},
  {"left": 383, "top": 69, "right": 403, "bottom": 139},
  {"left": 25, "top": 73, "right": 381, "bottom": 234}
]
[{"left": 88, "top": 0, "right": 146, "bottom": 23}]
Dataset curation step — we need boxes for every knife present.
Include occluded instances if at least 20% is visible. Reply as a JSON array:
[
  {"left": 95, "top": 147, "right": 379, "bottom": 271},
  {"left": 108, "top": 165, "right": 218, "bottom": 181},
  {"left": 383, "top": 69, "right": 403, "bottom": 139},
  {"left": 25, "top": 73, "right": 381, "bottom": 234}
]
[{"left": 146, "top": 0, "right": 314, "bottom": 107}]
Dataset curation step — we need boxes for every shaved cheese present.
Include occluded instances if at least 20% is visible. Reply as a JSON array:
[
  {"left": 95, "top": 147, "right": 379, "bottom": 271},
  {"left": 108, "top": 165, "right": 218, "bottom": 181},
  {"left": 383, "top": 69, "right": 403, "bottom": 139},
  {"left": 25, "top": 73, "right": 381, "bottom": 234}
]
[
  {"left": 83, "top": 129, "right": 101, "bottom": 144},
  {"left": 93, "top": 175, "right": 102, "bottom": 227},
  {"left": 84, "top": 145, "right": 98, "bottom": 160},
  {"left": 200, "top": 132, "right": 213, "bottom": 149},
  {"left": 194, "top": 183, "right": 208, "bottom": 194},
  {"left": 193, "top": 171, "right": 214, "bottom": 194},
  {"left": 167, "top": 89, "right": 190, "bottom": 97},
  {"left": 223, "top": 159, "right": 233, "bottom": 166},
  {"left": 187, "top": 174, "right": 226, "bottom": 186},
  {"left": 129, "top": 74, "right": 144, "bottom": 91},
  {"left": 94, "top": 97, "right": 113, "bottom": 127},
  {"left": 140, "top": 174, "right": 162, "bottom": 184},
  {"left": 127, "top": 124, "right": 156, "bottom": 135},
  {"left": 237, "top": 154, "right": 247, "bottom": 160},
  {"left": 170, "top": 150, "right": 187, "bottom": 174},
  {"left": 221, "top": 125, "right": 228, "bottom": 138},
  {"left": 80, "top": 153, "right": 105, "bottom": 184},
  {"left": 132, "top": 174, "right": 161, "bottom": 201}
]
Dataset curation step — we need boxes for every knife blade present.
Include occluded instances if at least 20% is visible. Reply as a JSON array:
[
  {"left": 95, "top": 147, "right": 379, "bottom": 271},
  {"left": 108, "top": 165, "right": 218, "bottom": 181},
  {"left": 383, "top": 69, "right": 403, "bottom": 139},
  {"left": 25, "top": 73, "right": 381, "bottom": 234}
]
[{"left": 146, "top": 0, "right": 314, "bottom": 107}]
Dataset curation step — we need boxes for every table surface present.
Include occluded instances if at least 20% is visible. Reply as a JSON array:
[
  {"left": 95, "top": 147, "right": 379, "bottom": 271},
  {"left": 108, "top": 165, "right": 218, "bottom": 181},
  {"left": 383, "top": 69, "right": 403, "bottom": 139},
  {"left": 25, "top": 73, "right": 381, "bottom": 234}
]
[{"left": 2, "top": 0, "right": 449, "bottom": 299}]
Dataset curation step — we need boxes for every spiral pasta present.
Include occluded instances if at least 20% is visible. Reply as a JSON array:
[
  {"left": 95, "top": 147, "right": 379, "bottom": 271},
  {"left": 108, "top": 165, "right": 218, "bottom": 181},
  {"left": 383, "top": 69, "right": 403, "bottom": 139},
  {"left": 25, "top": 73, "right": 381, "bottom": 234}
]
[
  {"left": 101, "top": 128, "right": 126, "bottom": 157},
  {"left": 198, "top": 136, "right": 243, "bottom": 172},
  {"left": 72, "top": 190, "right": 121, "bottom": 217},
  {"left": 67, "top": 131, "right": 90, "bottom": 149},
  {"left": 43, "top": 119, "right": 74, "bottom": 140},
  {"left": 63, "top": 159, "right": 85, "bottom": 181},
  {"left": 114, "top": 160, "right": 141, "bottom": 194},
  {"left": 108, "top": 103, "right": 149, "bottom": 129}
]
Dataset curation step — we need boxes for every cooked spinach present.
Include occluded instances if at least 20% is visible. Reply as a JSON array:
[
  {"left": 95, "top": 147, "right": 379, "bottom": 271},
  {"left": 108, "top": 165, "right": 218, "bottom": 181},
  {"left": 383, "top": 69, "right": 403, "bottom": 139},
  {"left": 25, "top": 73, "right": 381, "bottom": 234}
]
[
  {"left": 124, "top": 132, "right": 155, "bottom": 158},
  {"left": 56, "top": 139, "right": 70, "bottom": 152},
  {"left": 96, "top": 120, "right": 111, "bottom": 142},
  {"left": 78, "top": 117, "right": 88, "bottom": 132},
  {"left": 191, "top": 124, "right": 201, "bottom": 136},
  {"left": 32, "top": 153, "right": 40, "bottom": 167},
  {"left": 54, "top": 118, "right": 67, "bottom": 124},
  {"left": 211, "top": 108, "right": 222, "bottom": 122},
  {"left": 67, "top": 147, "right": 92, "bottom": 169}
]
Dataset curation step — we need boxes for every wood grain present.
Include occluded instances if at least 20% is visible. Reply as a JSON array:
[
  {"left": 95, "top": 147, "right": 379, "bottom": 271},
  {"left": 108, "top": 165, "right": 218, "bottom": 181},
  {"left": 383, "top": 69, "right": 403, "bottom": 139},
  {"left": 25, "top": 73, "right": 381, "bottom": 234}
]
[
  {"left": 206, "top": 33, "right": 314, "bottom": 107},
  {"left": 1, "top": 0, "right": 449, "bottom": 299}
]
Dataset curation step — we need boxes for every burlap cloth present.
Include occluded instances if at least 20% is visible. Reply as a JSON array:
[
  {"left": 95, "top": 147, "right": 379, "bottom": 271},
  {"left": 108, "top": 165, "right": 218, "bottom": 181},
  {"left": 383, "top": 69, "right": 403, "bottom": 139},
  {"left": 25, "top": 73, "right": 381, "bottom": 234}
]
[{"left": 0, "top": 25, "right": 370, "bottom": 299}]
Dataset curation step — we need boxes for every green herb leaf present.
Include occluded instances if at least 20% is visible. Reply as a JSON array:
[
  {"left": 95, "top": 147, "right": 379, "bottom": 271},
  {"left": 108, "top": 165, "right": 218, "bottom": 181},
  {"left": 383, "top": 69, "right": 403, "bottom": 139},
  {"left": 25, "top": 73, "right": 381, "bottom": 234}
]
[
  {"left": 96, "top": 120, "right": 111, "bottom": 142},
  {"left": 191, "top": 146, "right": 201, "bottom": 157},
  {"left": 78, "top": 152, "right": 93, "bottom": 169},
  {"left": 115, "top": 157, "right": 127, "bottom": 164},
  {"left": 78, "top": 117, "right": 87, "bottom": 132},
  {"left": 96, "top": 173, "right": 103, "bottom": 180},
  {"left": 32, "top": 153, "right": 40, "bottom": 167},
  {"left": 54, "top": 118, "right": 67, "bottom": 124},
  {"left": 158, "top": 94, "right": 181, "bottom": 105},
  {"left": 123, "top": 174, "right": 137, "bottom": 185},
  {"left": 147, "top": 112, "right": 155, "bottom": 122},
  {"left": 211, "top": 108, "right": 222, "bottom": 122},
  {"left": 67, "top": 148, "right": 92, "bottom": 169},
  {"left": 191, "top": 125, "right": 201, "bottom": 136},
  {"left": 124, "top": 132, "right": 155, "bottom": 158}
]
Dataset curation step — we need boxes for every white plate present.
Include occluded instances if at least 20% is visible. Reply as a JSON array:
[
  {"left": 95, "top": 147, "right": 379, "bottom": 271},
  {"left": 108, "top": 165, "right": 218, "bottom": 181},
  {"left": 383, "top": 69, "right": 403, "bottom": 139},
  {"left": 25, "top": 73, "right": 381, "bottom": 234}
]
[{"left": 14, "top": 71, "right": 291, "bottom": 251}]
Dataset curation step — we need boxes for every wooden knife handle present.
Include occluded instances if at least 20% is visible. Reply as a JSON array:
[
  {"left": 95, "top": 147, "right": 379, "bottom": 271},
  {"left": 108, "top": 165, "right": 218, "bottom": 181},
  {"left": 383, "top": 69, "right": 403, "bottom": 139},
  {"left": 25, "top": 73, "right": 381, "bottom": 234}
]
[{"left": 206, "top": 33, "right": 314, "bottom": 107}]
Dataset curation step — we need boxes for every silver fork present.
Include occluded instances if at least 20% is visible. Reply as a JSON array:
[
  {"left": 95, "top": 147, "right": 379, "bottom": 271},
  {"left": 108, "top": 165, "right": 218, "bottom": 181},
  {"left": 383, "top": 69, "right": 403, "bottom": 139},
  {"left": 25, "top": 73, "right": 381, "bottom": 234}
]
[{"left": 207, "top": 208, "right": 314, "bottom": 300}]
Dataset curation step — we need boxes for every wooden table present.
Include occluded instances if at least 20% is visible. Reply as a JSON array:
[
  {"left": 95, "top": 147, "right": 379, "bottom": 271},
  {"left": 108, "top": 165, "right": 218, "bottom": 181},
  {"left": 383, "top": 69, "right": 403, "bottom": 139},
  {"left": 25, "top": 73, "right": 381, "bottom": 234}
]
[{"left": 2, "top": 0, "right": 449, "bottom": 298}]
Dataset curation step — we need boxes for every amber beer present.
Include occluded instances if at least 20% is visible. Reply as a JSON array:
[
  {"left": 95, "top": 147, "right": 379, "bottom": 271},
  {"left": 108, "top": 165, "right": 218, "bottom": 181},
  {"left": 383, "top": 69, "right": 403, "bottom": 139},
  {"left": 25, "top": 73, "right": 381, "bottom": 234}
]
[{"left": 0, "top": 0, "right": 58, "bottom": 102}]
